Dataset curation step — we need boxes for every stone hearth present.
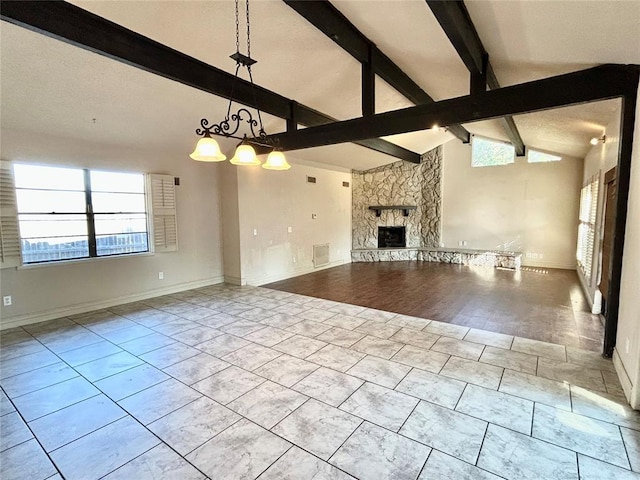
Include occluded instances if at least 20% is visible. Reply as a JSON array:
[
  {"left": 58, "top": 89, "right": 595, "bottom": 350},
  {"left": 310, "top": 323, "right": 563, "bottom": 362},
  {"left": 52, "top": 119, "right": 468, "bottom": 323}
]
[{"left": 351, "top": 247, "right": 521, "bottom": 270}]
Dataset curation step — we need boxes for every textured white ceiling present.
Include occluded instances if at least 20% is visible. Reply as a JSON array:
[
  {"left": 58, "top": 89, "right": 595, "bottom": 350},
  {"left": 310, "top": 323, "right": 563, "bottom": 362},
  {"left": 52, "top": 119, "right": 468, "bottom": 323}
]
[
  {"left": 2, "top": 0, "right": 639, "bottom": 169},
  {"left": 466, "top": 0, "right": 640, "bottom": 86},
  {"left": 333, "top": 0, "right": 471, "bottom": 101}
]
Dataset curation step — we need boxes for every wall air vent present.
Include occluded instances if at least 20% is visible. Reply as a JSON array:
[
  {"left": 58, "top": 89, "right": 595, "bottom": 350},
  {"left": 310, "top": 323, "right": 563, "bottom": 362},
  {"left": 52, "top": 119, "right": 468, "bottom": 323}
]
[
  {"left": 307, "top": 176, "right": 316, "bottom": 184},
  {"left": 313, "top": 243, "right": 330, "bottom": 268}
]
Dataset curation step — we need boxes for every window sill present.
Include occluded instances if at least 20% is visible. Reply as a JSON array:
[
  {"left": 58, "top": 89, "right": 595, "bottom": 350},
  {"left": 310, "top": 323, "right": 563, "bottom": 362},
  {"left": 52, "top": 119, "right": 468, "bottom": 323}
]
[{"left": 17, "top": 251, "right": 155, "bottom": 270}]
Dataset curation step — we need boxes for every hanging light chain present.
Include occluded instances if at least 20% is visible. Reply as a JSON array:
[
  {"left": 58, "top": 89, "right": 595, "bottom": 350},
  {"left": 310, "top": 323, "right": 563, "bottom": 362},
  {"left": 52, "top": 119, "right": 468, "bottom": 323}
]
[
  {"left": 234, "top": 0, "right": 251, "bottom": 57},
  {"left": 246, "top": 0, "right": 251, "bottom": 58},
  {"left": 235, "top": 0, "right": 240, "bottom": 53},
  {"left": 190, "top": 0, "right": 290, "bottom": 169}
]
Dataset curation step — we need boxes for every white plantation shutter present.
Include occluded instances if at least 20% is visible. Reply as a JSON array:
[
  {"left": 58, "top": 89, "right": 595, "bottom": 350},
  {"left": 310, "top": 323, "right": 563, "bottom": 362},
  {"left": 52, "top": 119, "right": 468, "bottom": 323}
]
[
  {"left": 0, "top": 161, "right": 21, "bottom": 268},
  {"left": 150, "top": 174, "right": 178, "bottom": 252},
  {"left": 576, "top": 173, "right": 599, "bottom": 282}
]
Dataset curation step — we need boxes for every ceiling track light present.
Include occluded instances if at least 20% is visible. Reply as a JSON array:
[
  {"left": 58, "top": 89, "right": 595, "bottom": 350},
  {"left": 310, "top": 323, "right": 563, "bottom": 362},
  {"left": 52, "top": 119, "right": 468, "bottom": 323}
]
[
  {"left": 590, "top": 135, "right": 606, "bottom": 146},
  {"left": 189, "top": 0, "right": 290, "bottom": 171}
]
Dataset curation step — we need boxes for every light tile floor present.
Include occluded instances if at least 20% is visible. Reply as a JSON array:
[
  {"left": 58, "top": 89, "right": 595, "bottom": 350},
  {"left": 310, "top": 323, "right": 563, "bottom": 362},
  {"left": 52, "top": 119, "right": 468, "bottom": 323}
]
[{"left": 1, "top": 283, "right": 639, "bottom": 480}]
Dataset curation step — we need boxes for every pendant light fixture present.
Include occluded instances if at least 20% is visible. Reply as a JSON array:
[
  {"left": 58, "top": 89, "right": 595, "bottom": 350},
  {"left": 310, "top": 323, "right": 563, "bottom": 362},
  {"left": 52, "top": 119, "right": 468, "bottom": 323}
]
[{"left": 189, "top": 0, "right": 290, "bottom": 170}]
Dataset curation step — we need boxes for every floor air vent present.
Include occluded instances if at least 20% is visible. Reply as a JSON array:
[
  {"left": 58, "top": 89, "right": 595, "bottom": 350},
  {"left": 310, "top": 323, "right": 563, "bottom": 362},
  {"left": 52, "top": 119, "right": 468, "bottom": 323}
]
[{"left": 313, "top": 244, "right": 330, "bottom": 268}]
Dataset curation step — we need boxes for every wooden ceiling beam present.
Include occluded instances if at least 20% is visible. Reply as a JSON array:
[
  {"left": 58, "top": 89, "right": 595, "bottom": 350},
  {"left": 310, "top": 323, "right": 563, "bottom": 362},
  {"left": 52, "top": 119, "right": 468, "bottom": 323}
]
[
  {"left": 284, "top": 0, "right": 471, "bottom": 144},
  {"left": 0, "top": 0, "right": 420, "bottom": 163},
  {"left": 260, "top": 65, "right": 639, "bottom": 152},
  {"left": 426, "top": 0, "right": 526, "bottom": 155}
]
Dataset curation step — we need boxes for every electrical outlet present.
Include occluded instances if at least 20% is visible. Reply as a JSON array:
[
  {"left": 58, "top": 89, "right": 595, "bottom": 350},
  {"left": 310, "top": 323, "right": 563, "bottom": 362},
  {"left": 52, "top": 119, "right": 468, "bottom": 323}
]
[
  {"left": 626, "top": 338, "right": 631, "bottom": 354},
  {"left": 3, "top": 296, "right": 11, "bottom": 307},
  {"left": 292, "top": 256, "right": 297, "bottom": 263},
  {"left": 311, "top": 214, "right": 317, "bottom": 219},
  {"left": 287, "top": 226, "right": 293, "bottom": 233},
  {"left": 158, "top": 272, "right": 164, "bottom": 280},
  {"left": 253, "top": 228, "right": 258, "bottom": 236}
]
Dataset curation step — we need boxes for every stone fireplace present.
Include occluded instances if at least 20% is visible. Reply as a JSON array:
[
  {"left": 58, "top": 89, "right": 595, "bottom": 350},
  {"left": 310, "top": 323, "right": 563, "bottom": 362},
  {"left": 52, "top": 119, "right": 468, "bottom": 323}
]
[
  {"left": 350, "top": 145, "right": 520, "bottom": 269},
  {"left": 352, "top": 145, "right": 442, "bottom": 250},
  {"left": 378, "top": 226, "right": 406, "bottom": 248}
]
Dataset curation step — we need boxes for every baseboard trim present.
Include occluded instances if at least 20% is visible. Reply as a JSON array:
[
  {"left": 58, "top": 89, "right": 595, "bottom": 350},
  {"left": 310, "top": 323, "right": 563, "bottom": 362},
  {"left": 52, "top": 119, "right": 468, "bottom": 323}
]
[
  {"left": 520, "top": 262, "right": 577, "bottom": 270},
  {"left": 612, "top": 348, "right": 634, "bottom": 406},
  {"left": 252, "top": 259, "right": 351, "bottom": 286},
  {"left": 0, "top": 276, "right": 225, "bottom": 330},
  {"left": 223, "top": 275, "right": 245, "bottom": 286}
]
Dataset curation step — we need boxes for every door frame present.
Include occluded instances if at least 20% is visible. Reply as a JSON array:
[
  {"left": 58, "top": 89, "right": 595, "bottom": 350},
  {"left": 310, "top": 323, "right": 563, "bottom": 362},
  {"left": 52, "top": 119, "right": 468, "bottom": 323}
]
[
  {"left": 599, "top": 167, "right": 617, "bottom": 306},
  {"left": 603, "top": 93, "right": 638, "bottom": 357}
]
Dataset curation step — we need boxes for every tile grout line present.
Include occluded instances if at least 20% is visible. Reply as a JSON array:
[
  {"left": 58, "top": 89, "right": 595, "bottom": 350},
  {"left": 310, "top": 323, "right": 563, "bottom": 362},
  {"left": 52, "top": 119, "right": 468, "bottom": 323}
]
[
  {"left": 1, "top": 285, "right": 626, "bottom": 479},
  {"left": 252, "top": 444, "right": 294, "bottom": 480},
  {"left": 81, "top": 292, "right": 632, "bottom": 436},
  {"left": 96, "top": 412, "right": 211, "bottom": 480},
  {"left": 335, "top": 381, "right": 367, "bottom": 410},
  {"left": 474, "top": 422, "right": 491, "bottom": 467},
  {"left": 324, "top": 417, "right": 366, "bottom": 468},
  {"left": 617, "top": 424, "right": 634, "bottom": 471},
  {"left": 452, "top": 382, "right": 469, "bottom": 412},
  {"left": 414, "top": 447, "right": 434, "bottom": 479},
  {"left": 395, "top": 385, "right": 422, "bottom": 434},
  {"left": 0, "top": 384, "right": 65, "bottom": 479}
]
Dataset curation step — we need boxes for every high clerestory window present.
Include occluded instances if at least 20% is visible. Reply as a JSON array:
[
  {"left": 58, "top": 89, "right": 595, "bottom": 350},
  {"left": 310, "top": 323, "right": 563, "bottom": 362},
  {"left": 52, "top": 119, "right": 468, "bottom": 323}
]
[
  {"left": 527, "top": 149, "right": 562, "bottom": 163},
  {"left": 471, "top": 136, "right": 515, "bottom": 168},
  {"left": 13, "top": 164, "right": 149, "bottom": 264}
]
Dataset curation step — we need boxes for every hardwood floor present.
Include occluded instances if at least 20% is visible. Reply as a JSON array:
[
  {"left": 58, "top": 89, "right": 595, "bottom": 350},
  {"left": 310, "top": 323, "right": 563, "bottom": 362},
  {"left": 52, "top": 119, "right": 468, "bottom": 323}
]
[{"left": 265, "top": 262, "right": 604, "bottom": 352}]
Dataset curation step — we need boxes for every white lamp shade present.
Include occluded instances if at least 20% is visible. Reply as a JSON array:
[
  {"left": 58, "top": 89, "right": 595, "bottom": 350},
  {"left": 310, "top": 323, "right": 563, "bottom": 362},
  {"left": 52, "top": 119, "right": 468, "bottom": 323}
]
[
  {"left": 262, "top": 150, "right": 291, "bottom": 170},
  {"left": 230, "top": 144, "right": 261, "bottom": 166},
  {"left": 189, "top": 136, "right": 227, "bottom": 162}
]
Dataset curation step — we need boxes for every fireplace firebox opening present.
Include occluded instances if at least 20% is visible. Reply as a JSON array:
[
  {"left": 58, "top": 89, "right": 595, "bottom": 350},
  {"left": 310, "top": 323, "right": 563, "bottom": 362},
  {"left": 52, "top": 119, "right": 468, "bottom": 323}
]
[{"left": 378, "top": 226, "right": 406, "bottom": 248}]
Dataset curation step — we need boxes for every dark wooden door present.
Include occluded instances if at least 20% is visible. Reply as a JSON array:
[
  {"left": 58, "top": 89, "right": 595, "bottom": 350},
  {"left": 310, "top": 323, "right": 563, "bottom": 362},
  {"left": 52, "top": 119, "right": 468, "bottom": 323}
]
[{"left": 599, "top": 167, "right": 617, "bottom": 302}]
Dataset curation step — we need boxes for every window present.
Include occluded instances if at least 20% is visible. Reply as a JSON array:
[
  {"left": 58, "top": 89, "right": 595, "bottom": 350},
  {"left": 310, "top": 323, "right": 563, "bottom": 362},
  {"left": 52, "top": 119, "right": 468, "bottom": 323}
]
[
  {"left": 576, "top": 174, "right": 599, "bottom": 282},
  {"left": 471, "top": 136, "right": 515, "bottom": 167},
  {"left": 13, "top": 164, "right": 149, "bottom": 264},
  {"left": 528, "top": 150, "right": 562, "bottom": 163}
]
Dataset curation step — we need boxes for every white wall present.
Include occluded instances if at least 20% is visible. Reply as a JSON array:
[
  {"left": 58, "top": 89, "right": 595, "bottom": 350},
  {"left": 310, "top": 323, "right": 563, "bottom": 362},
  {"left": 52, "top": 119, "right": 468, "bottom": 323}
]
[
  {"left": 233, "top": 159, "right": 352, "bottom": 285},
  {"left": 615, "top": 85, "right": 640, "bottom": 409},
  {"left": 220, "top": 162, "right": 242, "bottom": 284},
  {"left": 0, "top": 129, "right": 224, "bottom": 328},
  {"left": 579, "top": 104, "right": 621, "bottom": 308},
  {"left": 442, "top": 140, "right": 582, "bottom": 269}
]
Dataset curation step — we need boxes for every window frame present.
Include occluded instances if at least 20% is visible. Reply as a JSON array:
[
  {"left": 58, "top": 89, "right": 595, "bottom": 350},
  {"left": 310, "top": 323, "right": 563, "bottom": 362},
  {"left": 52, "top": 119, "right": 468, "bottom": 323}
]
[
  {"left": 527, "top": 149, "right": 562, "bottom": 164},
  {"left": 13, "top": 163, "right": 151, "bottom": 265},
  {"left": 471, "top": 135, "right": 516, "bottom": 168}
]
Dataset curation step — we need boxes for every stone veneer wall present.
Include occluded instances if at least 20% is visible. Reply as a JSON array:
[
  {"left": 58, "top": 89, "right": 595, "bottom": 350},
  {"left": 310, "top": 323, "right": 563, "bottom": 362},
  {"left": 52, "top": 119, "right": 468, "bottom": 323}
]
[
  {"left": 352, "top": 146, "right": 442, "bottom": 249},
  {"left": 351, "top": 248, "right": 521, "bottom": 270}
]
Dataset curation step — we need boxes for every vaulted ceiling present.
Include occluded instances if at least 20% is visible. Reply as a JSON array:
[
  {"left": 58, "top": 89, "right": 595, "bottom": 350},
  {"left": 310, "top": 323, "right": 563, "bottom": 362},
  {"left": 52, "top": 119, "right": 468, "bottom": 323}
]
[{"left": 1, "top": 1, "right": 638, "bottom": 170}]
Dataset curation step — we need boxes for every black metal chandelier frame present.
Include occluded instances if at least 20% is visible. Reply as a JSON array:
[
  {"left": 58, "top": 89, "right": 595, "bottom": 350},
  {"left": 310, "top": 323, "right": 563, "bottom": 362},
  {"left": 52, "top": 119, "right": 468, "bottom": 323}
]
[{"left": 193, "top": 0, "right": 279, "bottom": 152}]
